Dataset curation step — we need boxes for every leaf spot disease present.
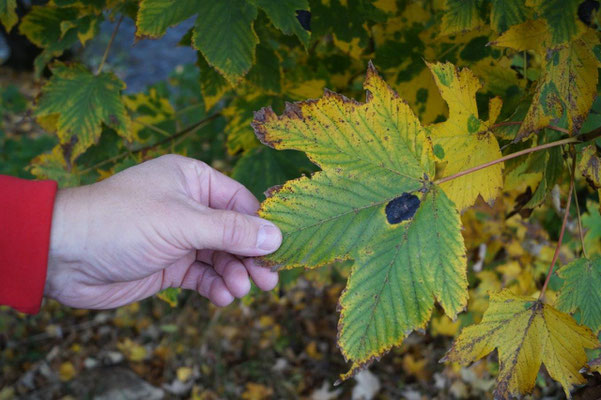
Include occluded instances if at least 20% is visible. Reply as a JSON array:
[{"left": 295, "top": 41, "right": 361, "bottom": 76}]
[{"left": 385, "top": 193, "right": 421, "bottom": 224}]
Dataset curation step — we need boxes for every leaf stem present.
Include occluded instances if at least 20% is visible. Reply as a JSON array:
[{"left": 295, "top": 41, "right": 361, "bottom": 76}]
[
  {"left": 539, "top": 156, "right": 576, "bottom": 300},
  {"left": 434, "top": 126, "right": 601, "bottom": 186},
  {"left": 96, "top": 15, "right": 123, "bottom": 75}
]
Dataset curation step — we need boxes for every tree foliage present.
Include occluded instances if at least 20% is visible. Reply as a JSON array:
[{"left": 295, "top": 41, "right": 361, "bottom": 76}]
[{"left": 3, "top": 0, "right": 601, "bottom": 397}]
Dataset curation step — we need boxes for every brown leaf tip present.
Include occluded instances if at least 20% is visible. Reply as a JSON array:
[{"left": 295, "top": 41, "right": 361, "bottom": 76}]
[{"left": 252, "top": 107, "right": 277, "bottom": 148}]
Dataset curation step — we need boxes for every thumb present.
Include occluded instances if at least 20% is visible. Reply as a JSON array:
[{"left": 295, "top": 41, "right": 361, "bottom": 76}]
[{"left": 188, "top": 208, "right": 282, "bottom": 256}]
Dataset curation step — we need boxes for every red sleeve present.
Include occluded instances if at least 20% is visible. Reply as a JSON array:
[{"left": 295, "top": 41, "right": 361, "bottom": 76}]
[{"left": 0, "top": 175, "right": 57, "bottom": 314}]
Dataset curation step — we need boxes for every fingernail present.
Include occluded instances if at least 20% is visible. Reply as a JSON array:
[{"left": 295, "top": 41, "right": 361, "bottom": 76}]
[{"left": 256, "top": 224, "right": 281, "bottom": 251}]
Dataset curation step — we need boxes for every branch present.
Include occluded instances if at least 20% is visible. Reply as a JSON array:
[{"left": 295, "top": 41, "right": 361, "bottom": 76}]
[
  {"left": 490, "top": 121, "right": 570, "bottom": 134},
  {"left": 79, "top": 113, "right": 221, "bottom": 174},
  {"left": 539, "top": 156, "right": 576, "bottom": 300},
  {"left": 434, "top": 126, "right": 601, "bottom": 186},
  {"left": 96, "top": 15, "right": 123, "bottom": 75}
]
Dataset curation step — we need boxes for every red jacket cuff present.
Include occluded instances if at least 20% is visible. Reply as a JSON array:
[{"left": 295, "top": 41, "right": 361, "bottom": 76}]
[{"left": 0, "top": 175, "right": 58, "bottom": 314}]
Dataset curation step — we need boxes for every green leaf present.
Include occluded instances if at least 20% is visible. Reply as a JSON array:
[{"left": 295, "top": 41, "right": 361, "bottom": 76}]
[
  {"left": 489, "top": 0, "right": 529, "bottom": 33},
  {"left": 441, "top": 0, "right": 481, "bottom": 35},
  {"left": 137, "top": 0, "right": 259, "bottom": 84},
  {"left": 582, "top": 200, "right": 601, "bottom": 255},
  {"left": 136, "top": 0, "right": 198, "bottom": 37},
  {"left": 252, "top": 63, "right": 467, "bottom": 379},
  {"left": 18, "top": 4, "right": 102, "bottom": 76},
  {"left": 34, "top": 63, "right": 132, "bottom": 159},
  {"left": 192, "top": 0, "right": 259, "bottom": 84},
  {"left": 557, "top": 255, "right": 601, "bottom": 333},
  {"left": 246, "top": 44, "right": 283, "bottom": 93},
  {"left": 0, "top": 0, "right": 17, "bottom": 32},
  {"left": 232, "top": 146, "right": 317, "bottom": 199},
  {"left": 535, "top": 0, "right": 585, "bottom": 45},
  {"left": 338, "top": 185, "right": 466, "bottom": 379},
  {"left": 524, "top": 133, "right": 563, "bottom": 208},
  {"left": 250, "top": 0, "right": 310, "bottom": 47},
  {"left": 156, "top": 288, "right": 181, "bottom": 307}
]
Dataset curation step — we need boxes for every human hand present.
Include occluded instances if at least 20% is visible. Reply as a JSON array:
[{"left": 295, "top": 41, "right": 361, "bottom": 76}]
[{"left": 45, "top": 154, "right": 281, "bottom": 309}]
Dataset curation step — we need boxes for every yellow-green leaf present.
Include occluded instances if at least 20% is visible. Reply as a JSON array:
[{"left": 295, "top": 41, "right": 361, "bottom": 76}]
[
  {"left": 518, "top": 32, "right": 600, "bottom": 139},
  {"left": 253, "top": 63, "right": 467, "bottom": 380},
  {"left": 427, "top": 61, "right": 503, "bottom": 211},
  {"left": 34, "top": 63, "right": 132, "bottom": 159},
  {"left": 489, "top": 0, "right": 529, "bottom": 33},
  {"left": 444, "top": 290, "right": 599, "bottom": 399},
  {"left": 0, "top": 0, "right": 17, "bottom": 32},
  {"left": 28, "top": 145, "right": 81, "bottom": 188},
  {"left": 579, "top": 144, "right": 601, "bottom": 190},
  {"left": 440, "top": 0, "right": 481, "bottom": 35}
]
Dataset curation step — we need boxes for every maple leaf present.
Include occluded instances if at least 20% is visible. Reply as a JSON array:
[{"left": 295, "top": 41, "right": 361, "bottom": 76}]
[
  {"left": 557, "top": 255, "right": 601, "bottom": 333},
  {"left": 426, "top": 62, "right": 504, "bottom": 211},
  {"left": 440, "top": 0, "right": 482, "bottom": 35},
  {"left": 444, "top": 290, "right": 599, "bottom": 399},
  {"left": 34, "top": 63, "right": 132, "bottom": 160},
  {"left": 252, "top": 62, "right": 467, "bottom": 380},
  {"left": 0, "top": 0, "right": 17, "bottom": 31},
  {"left": 492, "top": 26, "right": 600, "bottom": 140},
  {"left": 579, "top": 144, "right": 601, "bottom": 190}
]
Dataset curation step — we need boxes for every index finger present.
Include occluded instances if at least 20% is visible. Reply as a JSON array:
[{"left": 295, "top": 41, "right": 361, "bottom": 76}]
[{"left": 197, "top": 161, "right": 260, "bottom": 215}]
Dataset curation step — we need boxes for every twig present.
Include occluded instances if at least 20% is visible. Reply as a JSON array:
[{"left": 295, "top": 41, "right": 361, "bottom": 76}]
[
  {"left": 539, "top": 156, "right": 575, "bottom": 300},
  {"left": 434, "top": 126, "right": 601, "bottom": 186},
  {"left": 490, "top": 120, "right": 570, "bottom": 134},
  {"left": 96, "top": 15, "right": 123, "bottom": 75},
  {"left": 434, "top": 137, "right": 578, "bottom": 185},
  {"left": 79, "top": 113, "right": 221, "bottom": 174},
  {"left": 568, "top": 147, "right": 588, "bottom": 258},
  {"left": 132, "top": 119, "right": 172, "bottom": 137}
]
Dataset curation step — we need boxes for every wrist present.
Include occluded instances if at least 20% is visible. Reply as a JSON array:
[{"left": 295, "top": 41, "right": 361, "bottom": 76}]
[{"left": 45, "top": 186, "right": 90, "bottom": 297}]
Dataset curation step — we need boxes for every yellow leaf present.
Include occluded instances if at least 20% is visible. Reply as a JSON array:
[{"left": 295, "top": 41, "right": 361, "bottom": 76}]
[
  {"left": 241, "top": 383, "right": 273, "bottom": 400},
  {"left": 305, "top": 341, "right": 323, "bottom": 360},
  {"left": 427, "top": 62, "right": 503, "bottom": 211},
  {"left": 283, "top": 78, "right": 325, "bottom": 100},
  {"left": 402, "top": 354, "right": 430, "bottom": 381},
  {"left": 59, "top": 362, "right": 76, "bottom": 382},
  {"left": 490, "top": 19, "right": 550, "bottom": 53},
  {"left": 177, "top": 366, "right": 193, "bottom": 382},
  {"left": 444, "top": 290, "right": 600, "bottom": 399},
  {"left": 431, "top": 315, "right": 461, "bottom": 336},
  {"left": 579, "top": 144, "right": 601, "bottom": 189},
  {"left": 117, "top": 338, "right": 147, "bottom": 362}
]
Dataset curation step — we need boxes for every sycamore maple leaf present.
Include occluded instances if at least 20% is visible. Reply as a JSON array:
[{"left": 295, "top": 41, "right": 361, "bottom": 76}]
[
  {"left": 426, "top": 61, "right": 504, "bottom": 211},
  {"left": 491, "top": 24, "right": 600, "bottom": 140},
  {"left": 252, "top": 62, "right": 468, "bottom": 380},
  {"left": 444, "top": 290, "right": 599, "bottom": 399},
  {"left": 557, "top": 255, "right": 601, "bottom": 333}
]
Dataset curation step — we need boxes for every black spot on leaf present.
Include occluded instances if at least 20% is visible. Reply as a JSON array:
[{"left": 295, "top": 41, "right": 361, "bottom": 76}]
[
  {"left": 296, "top": 10, "right": 311, "bottom": 31},
  {"left": 385, "top": 193, "right": 420, "bottom": 224},
  {"left": 578, "top": 0, "right": 600, "bottom": 26}
]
